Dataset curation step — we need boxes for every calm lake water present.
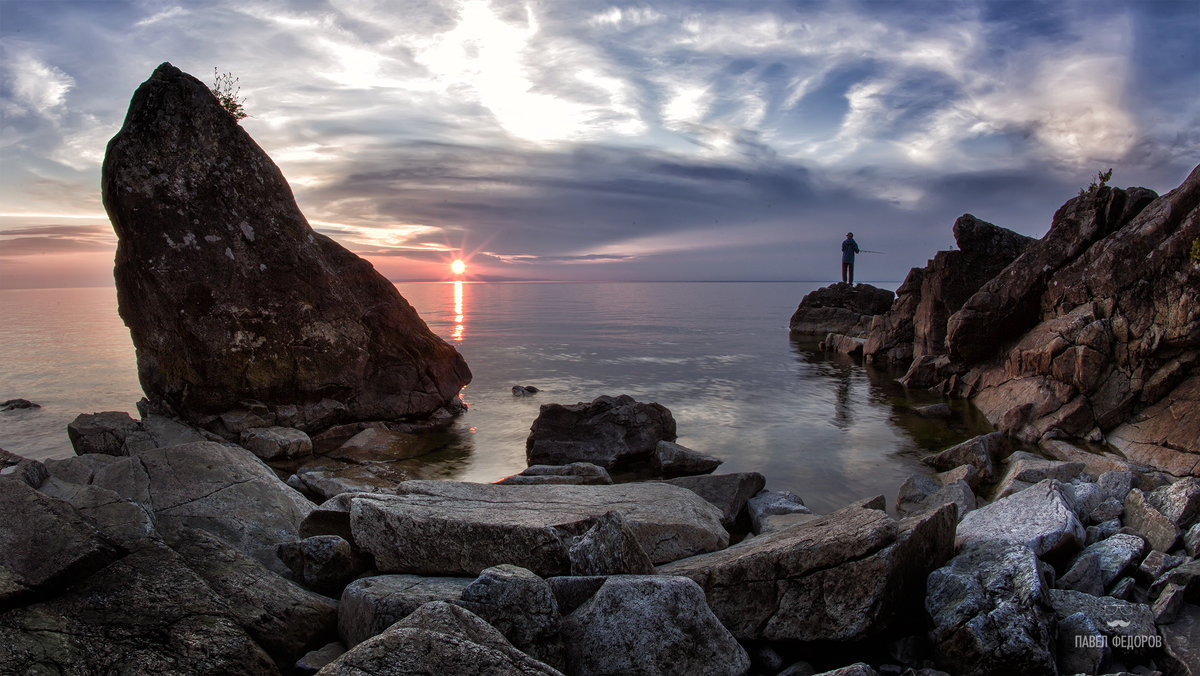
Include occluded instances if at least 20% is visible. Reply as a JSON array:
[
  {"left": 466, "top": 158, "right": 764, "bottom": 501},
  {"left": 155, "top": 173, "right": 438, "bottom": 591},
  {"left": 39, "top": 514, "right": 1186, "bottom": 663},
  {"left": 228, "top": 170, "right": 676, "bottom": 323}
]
[{"left": 0, "top": 282, "right": 991, "bottom": 513}]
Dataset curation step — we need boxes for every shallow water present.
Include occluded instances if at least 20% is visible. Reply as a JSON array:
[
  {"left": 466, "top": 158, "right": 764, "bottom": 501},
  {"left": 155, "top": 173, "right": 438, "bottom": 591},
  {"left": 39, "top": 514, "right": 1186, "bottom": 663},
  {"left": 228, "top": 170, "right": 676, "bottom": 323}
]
[{"left": 0, "top": 282, "right": 992, "bottom": 513}]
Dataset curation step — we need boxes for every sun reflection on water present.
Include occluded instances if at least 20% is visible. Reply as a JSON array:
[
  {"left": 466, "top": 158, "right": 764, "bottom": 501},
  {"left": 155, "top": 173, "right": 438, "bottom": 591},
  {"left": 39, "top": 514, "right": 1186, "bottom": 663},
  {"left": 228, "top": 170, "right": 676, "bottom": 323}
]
[{"left": 452, "top": 280, "right": 464, "bottom": 341}]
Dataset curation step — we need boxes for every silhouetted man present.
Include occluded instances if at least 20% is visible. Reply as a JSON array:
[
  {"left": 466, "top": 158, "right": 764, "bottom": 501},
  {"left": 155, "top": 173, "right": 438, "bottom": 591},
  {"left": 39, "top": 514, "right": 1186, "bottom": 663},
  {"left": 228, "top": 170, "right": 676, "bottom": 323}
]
[{"left": 841, "top": 232, "right": 860, "bottom": 284}]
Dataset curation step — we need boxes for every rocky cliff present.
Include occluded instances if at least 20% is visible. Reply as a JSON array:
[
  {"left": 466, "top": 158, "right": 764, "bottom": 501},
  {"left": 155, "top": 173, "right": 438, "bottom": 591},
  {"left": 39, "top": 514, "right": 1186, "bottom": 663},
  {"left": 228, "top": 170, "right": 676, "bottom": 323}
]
[
  {"left": 864, "top": 164, "right": 1200, "bottom": 474},
  {"left": 101, "top": 63, "right": 471, "bottom": 433}
]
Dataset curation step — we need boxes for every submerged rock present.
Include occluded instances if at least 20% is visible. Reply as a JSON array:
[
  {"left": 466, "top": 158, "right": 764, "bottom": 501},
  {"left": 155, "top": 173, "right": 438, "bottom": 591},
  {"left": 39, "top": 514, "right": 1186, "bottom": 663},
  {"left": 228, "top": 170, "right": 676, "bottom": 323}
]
[{"left": 102, "top": 63, "right": 470, "bottom": 431}]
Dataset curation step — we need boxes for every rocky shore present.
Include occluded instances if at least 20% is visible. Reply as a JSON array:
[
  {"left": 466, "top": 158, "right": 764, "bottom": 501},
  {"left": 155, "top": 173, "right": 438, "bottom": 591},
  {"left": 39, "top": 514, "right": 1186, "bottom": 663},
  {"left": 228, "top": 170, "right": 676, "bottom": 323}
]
[{"left": 2, "top": 63, "right": 1198, "bottom": 675}]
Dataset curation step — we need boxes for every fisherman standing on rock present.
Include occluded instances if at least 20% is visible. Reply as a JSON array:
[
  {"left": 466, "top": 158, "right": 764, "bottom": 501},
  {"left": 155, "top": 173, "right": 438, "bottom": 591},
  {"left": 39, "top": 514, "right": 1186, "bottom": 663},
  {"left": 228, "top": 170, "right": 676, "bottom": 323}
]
[{"left": 841, "top": 232, "right": 860, "bottom": 284}]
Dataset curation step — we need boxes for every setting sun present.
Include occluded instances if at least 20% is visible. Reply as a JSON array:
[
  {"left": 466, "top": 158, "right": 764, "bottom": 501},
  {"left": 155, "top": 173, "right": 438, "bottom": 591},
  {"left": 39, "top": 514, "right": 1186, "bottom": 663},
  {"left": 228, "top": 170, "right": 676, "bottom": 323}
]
[{"left": 450, "top": 259, "right": 466, "bottom": 275}]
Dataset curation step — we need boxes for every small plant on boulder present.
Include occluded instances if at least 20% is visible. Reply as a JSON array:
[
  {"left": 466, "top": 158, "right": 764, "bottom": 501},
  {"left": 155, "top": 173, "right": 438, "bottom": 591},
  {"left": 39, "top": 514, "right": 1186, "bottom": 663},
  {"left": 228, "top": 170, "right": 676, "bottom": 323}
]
[
  {"left": 1191, "top": 238, "right": 1200, "bottom": 265},
  {"left": 1079, "top": 168, "right": 1113, "bottom": 197},
  {"left": 211, "top": 68, "right": 247, "bottom": 120}
]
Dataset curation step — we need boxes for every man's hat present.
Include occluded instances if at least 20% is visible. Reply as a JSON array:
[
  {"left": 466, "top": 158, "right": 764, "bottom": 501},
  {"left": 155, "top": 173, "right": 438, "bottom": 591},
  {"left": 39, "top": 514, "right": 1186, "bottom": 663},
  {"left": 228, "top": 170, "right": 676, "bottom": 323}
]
[{"left": 846, "top": 232, "right": 853, "bottom": 237}]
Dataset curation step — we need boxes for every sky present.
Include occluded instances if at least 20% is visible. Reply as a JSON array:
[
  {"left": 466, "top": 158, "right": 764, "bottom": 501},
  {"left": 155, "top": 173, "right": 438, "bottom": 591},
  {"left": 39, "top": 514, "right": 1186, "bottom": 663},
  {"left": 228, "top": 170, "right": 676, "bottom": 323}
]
[{"left": 1, "top": 0, "right": 1198, "bottom": 287}]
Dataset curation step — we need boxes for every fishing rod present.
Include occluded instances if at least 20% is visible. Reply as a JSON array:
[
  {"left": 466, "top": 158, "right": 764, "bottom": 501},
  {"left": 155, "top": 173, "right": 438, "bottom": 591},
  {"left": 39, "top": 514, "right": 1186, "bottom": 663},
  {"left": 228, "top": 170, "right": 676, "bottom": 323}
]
[{"left": 858, "top": 250, "right": 885, "bottom": 254}]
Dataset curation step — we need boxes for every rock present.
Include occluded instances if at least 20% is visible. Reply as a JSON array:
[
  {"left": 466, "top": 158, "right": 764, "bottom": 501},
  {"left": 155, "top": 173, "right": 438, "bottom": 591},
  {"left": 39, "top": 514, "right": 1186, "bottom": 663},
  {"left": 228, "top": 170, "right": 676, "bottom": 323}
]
[
  {"left": 36, "top": 478, "right": 158, "bottom": 550},
  {"left": 1048, "top": 589, "right": 1157, "bottom": 659},
  {"left": 1098, "top": 470, "right": 1134, "bottom": 503},
  {"left": 654, "top": 440, "right": 722, "bottom": 477},
  {"left": 296, "top": 642, "right": 345, "bottom": 675},
  {"left": 277, "top": 535, "right": 368, "bottom": 596},
  {"left": 131, "top": 440, "right": 314, "bottom": 574},
  {"left": 1068, "top": 479, "right": 1103, "bottom": 520},
  {"left": 0, "top": 447, "right": 48, "bottom": 488},
  {"left": 747, "top": 489, "right": 812, "bottom": 534},
  {"left": 526, "top": 394, "right": 676, "bottom": 469},
  {"left": 299, "top": 493, "right": 357, "bottom": 543},
  {"left": 660, "top": 500, "right": 956, "bottom": 642},
  {"left": 789, "top": 283, "right": 895, "bottom": 337},
  {"left": 914, "top": 403, "right": 952, "bottom": 418},
  {"left": 0, "top": 398, "right": 39, "bottom": 411},
  {"left": 1149, "top": 477, "right": 1200, "bottom": 529},
  {"left": 1106, "top": 375, "right": 1200, "bottom": 475},
  {"left": 895, "top": 473, "right": 974, "bottom": 521},
  {"left": 1124, "top": 488, "right": 1180, "bottom": 552},
  {"left": 545, "top": 576, "right": 608, "bottom": 617},
  {"left": 1040, "top": 439, "right": 1131, "bottom": 477},
  {"left": 1060, "top": 533, "right": 1145, "bottom": 595},
  {"left": 496, "top": 462, "right": 613, "bottom": 486},
  {"left": 567, "top": 511, "right": 655, "bottom": 576},
  {"left": 922, "top": 432, "right": 1006, "bottom": 484},
  {"left": 1090, "top": 496, "right": 1124, "bottom": 524},
  {"left": 349, "top": 481, "right": 728, "bottom": 576},
  {"left": 811, "top": 666, "right": 879, "bottom": 676},
  {"left": 821, "top": 332, "right": 866, "bottom": 357},
  {"left": 956, "top": 479, "right": 1085, "bottom": 557},
  {"left": 1186, "top": 522, "right": 1200, "bottom": 557},
  {"left": 863, "top": 269, "right": 922, "bottom": 365},
  {"left": 1150, "top": 559, "right": 1200, "bottom": 599},
  {"left": 1161, "top": 603, "right": 1200, "bottom": 676},
  {"left": 991, "top": 451, "right": 1085, "bottom": 499},
  {"left": 459, "top": 564, "right": 564, "bottom": 670},
  {"left": 1138, "top": 549, "right": 1187, "bottom": 583},
  {"left": 67, "top": 411, "right": 143, "bottom": 456},
  {"left": 512, "top": 385, "right": 539, "bottom": 396},
  {"left": 330, "top": 427, "right": 438, "bottom": 462},
  {"left": 338, "top": 574, "right": 474, "bottom": 648},
  {"left": 1056, "top": 552, "right": 1103, "bottom": 595},
  {"left": 0, "top": 541, "right": 277, "bottom": 674},
  {"left": 1154, "top": 582, "right": 1189, "bottom": 624},
  {"left": 926, "top": 542, "right": 1056, "bottom": 676},
  {"left": 320, "top": 600, "right": 561, "bottom": 676},
  {"left": 560, "top": 576, "right": 750, "bottom": 676},
  {"left": 292, "top": 459, "right": 410, "bottom": 501},
  {"left": 1055, "top": 612, "right": 1111, "bottom": 676},
  {"left": 102, "top": 63, "right": 470, "bottom": 431},
  {"left": 240, "top": 426, "right": 312, "bottom": 460},
  {"left": 165, "top": 526, "right": 338, "bottom": 666},
  {"left": 665, "top": 472, "right": 766, "bottom": 529},
  {"left": 0, "top": 481, "right": 119, "bottom": 606}
]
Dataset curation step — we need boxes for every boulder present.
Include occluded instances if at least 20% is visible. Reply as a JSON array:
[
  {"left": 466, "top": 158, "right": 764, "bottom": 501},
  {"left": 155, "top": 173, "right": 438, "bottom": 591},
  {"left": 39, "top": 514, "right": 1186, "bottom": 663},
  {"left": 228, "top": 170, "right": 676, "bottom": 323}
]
[
  {"left": 1039, "top": 439, "right": 1131, "bottom": 478},
  {"left": 1048, "top": 589, "right": 1157, "bottom": 659},
  {"left": 131, "top": 440, "right": 315, "bottom": 574},
  {"left": 991, "top": 451, "right": 1084, "bottom": 499},
  {"left": 1124, "top": 488, "right": 1180, "bottom": 552},
  {"left": 338, "top": 574, "right": 474, "bottom": 648},
  {"left": 863, "top": 269, "right": 922, "bottom": 366},
  {"left": 1161, "top": 603, "right": 1200, "bottom": 676},
  {"left": 277, "top": 535, "right": 369, "bottom": 596},
  {"left": 659, "top": 500, "right": 956, "bottom": 642},
  {"left": 895, "top": 472, "right": 975, "bottom": 520},
  {"left": 747, "top": 489, "right": 812, "bottom": 534},
  {"left": 526, "top": 394, "right": 676, "bottom": 469},
  {"left": 0, "top": 542, "right": 277, "bottom": 674},
  {"left": 921, "top": 432, "right": 1005, "bottom": 484},
  {"left": 102, "top": 63, "right": 470, "bottom": 430},
  {"left": 955, "top": 479, "right": 1084, "bottom": 557},
  {"left": 292, "top": 459, "right": 411, "bottom": 501},
  {"left": 329, "top": 427, "right": 439, "bottom": 462},
  {"left": 320, "top": 601, "right": 561, "bottom": 676},
  {"left": 296, "top": 643, "right": 345, "bottom": 675},
  {"left": 349, "top": 481, "right": 727, "bottom": 576},
  {"left": 1055, "top": 612, "right": 1110, "bottom": 676},
  {"left": 0, "top": 481, "right": 119, "bottom": 606},
  {"left": 0, "top": 447, "right": 48, "bottom": 488},
  {"left": 926, "top": 542, "right": 1056, "bottom": 676},
  {"left": 1186, "top": 522, "right": 1200, "bottom": 558},
  {"left": 1149, "top": 477, "right": 1200, "bottom": 529},
  {"left": 567, "top": 511, "right": 655, "bottom": 576},
  {"left": 820, "top": 333, "right": 865, "bottom": 357},
  {"left": 811, "top": 666, "right": 879, "bottom": 676},
  {"left": 665, "top": 472, "right": 766, "bottom": 529},
  {"left": 545, "top": 576, "right": 609, "bottom": 617},
  {"left": 36, "top": 478, "right": 158, "bottom": 550},
  {"left": 1059, "top": 533, "right": 1144, "bottom": 594},
  {"left": 0, "top": 398, "right": 39, "bottom": 411},
  {"left": 1138, "top": 549, "right": 1187, "bottom": 582},
  {"left": 788, "top": 283, "right": 894, "bottom": 337},
  {"left": 496, "top": 463, "right": 612, "bottom": 486},
  {"left": 165, "top": 527, "right": 338, "bottom": 666},
  {"left": 458, "top": 564, "right": 564, "bottom": 670},
  {"left": 560, "top": 576, "right": 750, "bottom": 676},
  {"left": 654, "top": 440, "right": 722, "bottom": 477},
  {"left": 240, "top": 426, "right": 312, "bottom": 460},
  {"left": 66, "top": 411, "right": 143, "bottom": 456}
]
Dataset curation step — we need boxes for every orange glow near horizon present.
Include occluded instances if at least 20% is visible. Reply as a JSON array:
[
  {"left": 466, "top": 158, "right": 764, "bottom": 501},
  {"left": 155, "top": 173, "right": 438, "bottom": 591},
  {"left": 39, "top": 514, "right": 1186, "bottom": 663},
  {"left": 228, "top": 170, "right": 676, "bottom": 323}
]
[{"left": 450, "top": 259, "right": 466, "bottom": 275}]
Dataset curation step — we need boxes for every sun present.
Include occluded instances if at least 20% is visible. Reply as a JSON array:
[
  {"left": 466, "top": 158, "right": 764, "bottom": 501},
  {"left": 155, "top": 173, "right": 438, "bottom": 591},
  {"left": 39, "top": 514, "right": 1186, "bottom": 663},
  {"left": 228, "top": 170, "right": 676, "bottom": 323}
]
[{"left": 450, "top": 259, "right": 466, "bottom": 275}]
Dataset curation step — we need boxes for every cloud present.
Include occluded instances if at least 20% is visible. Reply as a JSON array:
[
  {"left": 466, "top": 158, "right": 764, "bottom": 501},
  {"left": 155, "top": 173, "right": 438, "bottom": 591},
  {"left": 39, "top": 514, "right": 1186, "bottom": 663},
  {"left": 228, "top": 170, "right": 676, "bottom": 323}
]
[{"left": 0, "top": 223, "right": 115, "bottom": 257}]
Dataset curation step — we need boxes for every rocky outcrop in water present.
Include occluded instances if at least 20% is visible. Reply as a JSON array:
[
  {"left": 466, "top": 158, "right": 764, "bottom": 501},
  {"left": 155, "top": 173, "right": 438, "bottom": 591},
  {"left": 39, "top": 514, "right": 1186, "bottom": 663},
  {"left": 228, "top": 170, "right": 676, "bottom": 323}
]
[
  {"left": 789, "top": 283, "right": 894, "bottom": 337},
  {"left": 101, "top": 63, "right": 470, "bottom": 434}
]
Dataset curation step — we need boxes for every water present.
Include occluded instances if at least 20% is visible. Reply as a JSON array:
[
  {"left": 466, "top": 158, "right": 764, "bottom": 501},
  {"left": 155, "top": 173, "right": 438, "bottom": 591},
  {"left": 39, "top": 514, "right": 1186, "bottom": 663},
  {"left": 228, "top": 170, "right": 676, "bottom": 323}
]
[{"left": 0, "top": 282, "right": 991, "bottom": 513}]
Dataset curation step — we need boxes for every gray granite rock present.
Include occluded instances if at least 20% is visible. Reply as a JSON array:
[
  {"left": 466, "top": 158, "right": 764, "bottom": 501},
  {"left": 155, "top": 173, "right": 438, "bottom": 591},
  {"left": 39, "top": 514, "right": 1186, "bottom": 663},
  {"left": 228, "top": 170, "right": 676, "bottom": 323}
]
[
  {"left": 459, "top": 564, "right": 564, "bottom": 670},
  {"left": 1060, "top": 533, "right": 1145, "bottom": 594},
  {"left": 895, "top": 472, "right": 974, "bottom": 521},
  {"left": 747, "top": 489, "right": 812, "bottom": 534},
  {"left": 240, "top": 426, "right": 312, "bottom": 460},
  {"left": 654, "top": 440, "right": 723, "bottom": 477},
  {"left": 338, "top": 574, "right": 474, "bottom": 647},
  {"left": 1055, "top": 612, "right": 1110, "bottom": 676},
  {"left": 1124, "top": 488, "right": 1179, "bottom": 552},
  {"left": 992, "top": 451, "right": 1085, "bottom": 499},
  {"left": 1048, "top": 588, "right": 1157, "bottom": 659},
  {"left": 956, "top": 479, "right": 1085, "bottom": 557},
  {"left": 67, "top": 411, "right": 143, "bottom": 456},
  {"left": 496, "top": 462, "right": 612, "bottom": 486},
  {"left": 665, "top": 472, "right": 766, "bottom": 529},
  {"left": 277, "top": 535, "right": 368, "bottom": 596},
  {"left": 526, "top": 394, "right": 675, "bottom": 469},
  {"left": 922, "top": 432, "right": 1006, "bottom": 484},
  {"left": 1149, "top": 477, "right": 1200, "bottom": 530},
  {"left": 561, "top": 576, "right": 749, "bottom": 676},
  {"left": 567, "top": 511, "right": 655, "bottom": 576},
  {"left": 1097, "top": 470, "right": 1133, "bottom": 503},
  {"left": 0, "top": 447, "right": 48, "bottom": 488}
]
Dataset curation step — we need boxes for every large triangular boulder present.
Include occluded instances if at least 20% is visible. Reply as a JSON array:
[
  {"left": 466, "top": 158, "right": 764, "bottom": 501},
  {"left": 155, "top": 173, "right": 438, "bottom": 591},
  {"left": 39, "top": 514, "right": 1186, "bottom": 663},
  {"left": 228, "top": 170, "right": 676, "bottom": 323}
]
[{"left": 101, "top": 63, "right": 470, "bottom": 431}]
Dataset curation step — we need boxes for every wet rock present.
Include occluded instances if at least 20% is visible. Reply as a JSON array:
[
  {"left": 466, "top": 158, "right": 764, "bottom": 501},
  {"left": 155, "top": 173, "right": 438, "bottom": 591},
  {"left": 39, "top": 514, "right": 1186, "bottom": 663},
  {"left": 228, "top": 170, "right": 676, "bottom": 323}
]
[
  {"left": 526, "top": 394, "right": 676, "bottom": 469},
  {"left": 747, "top": 489, "right": 812, "bottom": 534},
  {"left": 349, "top": 481, "right": 727, "bottom": 576},
  {"left": 789, "top": 283, "right": 895, "bottom": 337},
  {"left": 654, "top": 440, "right": 723, "bottom": 477},
  {"left": 277, "top": 535, "right": 368, "bottom": 596},
  {"left": 459, "top": 564, "right": 564, "bottom": 670},
  {"left": 560, "top": 575, "right": 750, "bottom": 676},
  {"left": 661, "top": 500, "right": 956, "bottom": 642},
  {"left": 665, "top": 472, "right": 766, "bottom": 530},
  {"left": 512, "top": 385, "right": 539, "bottom": 396},
  {"left": 496, "top": 462, "right": 612, "bottom": 486},
  {"left": 1124, "top": 488, "right": 1180, "bottom": 552},
  {"left": 321, "top": 601, "right": 561, "bottom": 676},
  {"left": 0, "top": 398, "right": 39, "bottom": 411},
  {"left": 922, "top": 432, "right": 1006, "bottom": 484},
  {"left": 102, "top": 63, "right": 470, "bottom": 430},
  {"left": 338, "top": 574, "right": 474, "bottom": 648},
  {"left": 240, "top": 425, "right": 312, "bottom": 460},
  {"left": 914, "top": 403, "right": 952, "bottom": 418},
  {"left": 0, "top": 447, "right": 48, "bottom": 488},
  {"left": 567, "top": 511, "right": 655, "bottom": 576},
  {"left": 330, "top": 427, "right": 437, "bottom": 462},
  {"left": 67, "top": 411, "right": 143, "bottom": 456},
  {"left": 926, "top": 542, "right": 1056, "bottom": 676},
  {"left": 956, "top": 479, "right": 1085, "bottom": 557}
]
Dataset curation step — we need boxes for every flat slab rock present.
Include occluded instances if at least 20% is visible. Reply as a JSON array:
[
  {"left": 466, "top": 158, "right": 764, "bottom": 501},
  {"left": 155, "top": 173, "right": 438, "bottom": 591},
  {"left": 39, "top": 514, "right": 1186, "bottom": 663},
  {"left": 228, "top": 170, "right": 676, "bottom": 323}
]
[
  {"left": 349, "top": 481, "right": 729, "bottom": 576},
  {"left": 955, "top": 478, "right": 1084, "bottom": 557}
]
